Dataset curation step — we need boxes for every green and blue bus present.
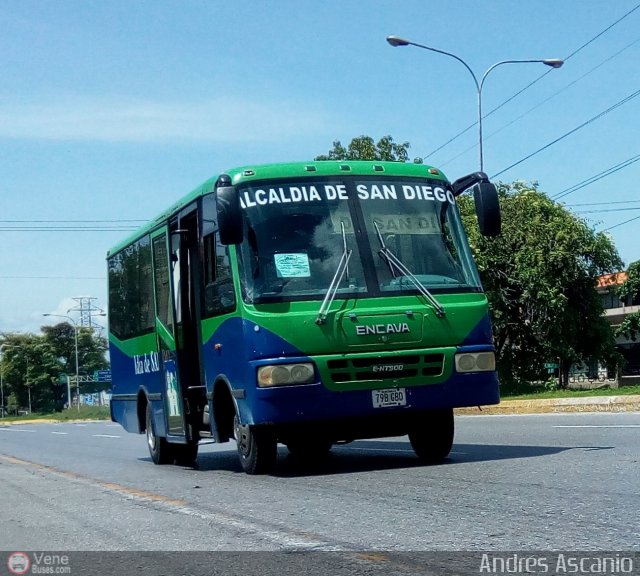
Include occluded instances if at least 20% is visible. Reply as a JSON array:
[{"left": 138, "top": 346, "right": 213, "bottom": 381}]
[{"left": 107, "top": 161, "right": 501, "bottom": 474}]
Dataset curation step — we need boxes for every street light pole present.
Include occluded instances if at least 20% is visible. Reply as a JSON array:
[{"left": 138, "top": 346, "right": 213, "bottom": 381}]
[
  {"left": 0, "top": 347, "right": 5, "bottom": 417},
  {"left": 386, "top": 35, "right": 563, "bottom": 172},
  {"left": 26, "top": 355, "right": 31, "bottom": 413}
]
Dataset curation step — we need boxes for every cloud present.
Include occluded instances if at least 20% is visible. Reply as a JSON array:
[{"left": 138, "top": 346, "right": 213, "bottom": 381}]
[{"left": 0, "top": 95, "right": 333, "bottom": 143}]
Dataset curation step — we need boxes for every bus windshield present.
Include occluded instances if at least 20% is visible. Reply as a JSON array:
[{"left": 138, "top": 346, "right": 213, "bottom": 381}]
[{"left": 235, "top": 177, "right": 481, "bottom": 303}]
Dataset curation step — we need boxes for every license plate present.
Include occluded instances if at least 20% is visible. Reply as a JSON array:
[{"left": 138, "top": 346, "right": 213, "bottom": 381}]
[{"left": 372, "top": 388, "right": 406, "bottom": 408}]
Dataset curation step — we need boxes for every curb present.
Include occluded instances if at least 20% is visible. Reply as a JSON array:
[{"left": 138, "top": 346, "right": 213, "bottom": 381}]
[
  {"left": 0, "top": 418, "right": 104, "bottom": 426},
  {"left": 455, "top": 395, "right": 640, "bottom": 415},
  {"left": 2, "top": 397, "right": 640, "bottom": 424}
]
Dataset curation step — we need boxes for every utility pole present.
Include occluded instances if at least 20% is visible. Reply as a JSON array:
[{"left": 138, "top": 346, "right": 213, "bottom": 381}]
[{"left": 69, "top": 297, "right": 104, "bottom": 330}]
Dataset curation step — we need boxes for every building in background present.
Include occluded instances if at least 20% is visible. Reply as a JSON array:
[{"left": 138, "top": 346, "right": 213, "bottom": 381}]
[{"left": 598, "top": 272, "right": 640, "bottom": 386}]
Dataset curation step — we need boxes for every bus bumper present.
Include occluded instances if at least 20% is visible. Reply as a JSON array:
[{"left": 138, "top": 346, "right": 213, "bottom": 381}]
[{"left": 249, "top": 371, "right": 499, "bottom": 427}]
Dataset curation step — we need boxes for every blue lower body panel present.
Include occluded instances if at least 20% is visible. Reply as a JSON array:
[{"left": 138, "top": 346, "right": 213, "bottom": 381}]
[{"left": 250, "top": 371, "right": 499, "bottom": 429}]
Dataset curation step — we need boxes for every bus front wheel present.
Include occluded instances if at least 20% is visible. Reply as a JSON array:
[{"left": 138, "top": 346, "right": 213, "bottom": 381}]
[
  {"left": 234, "top": 416, "right": 277, "bottom": 474},
  {"left": 408, "top": 408, "right": 454, "bottom": 463},
  {"left": 146, "top": 403, "right": 173, "bottom": 465}
]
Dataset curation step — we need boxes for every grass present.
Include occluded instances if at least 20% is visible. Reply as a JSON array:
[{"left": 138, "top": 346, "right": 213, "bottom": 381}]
[
  {"left": 0, "top": 405, "right": 110, "bottom": 423},
  {"left": 502, "top": 384, "right": 640, "bottom": 401}
]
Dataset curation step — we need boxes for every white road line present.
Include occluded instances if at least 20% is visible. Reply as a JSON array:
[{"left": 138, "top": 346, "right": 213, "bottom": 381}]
[
  {"left": 554, "top": 425, "right": 640, "bottom": 428},
  {"left": 51, "top": 431, "right": 69, "bottom": 435},
  {"left": 92, "top": 434, "right": 121, "bottom": 438},
  {"left": 0, "top": 428, "right": 36, "bottom": 432}
]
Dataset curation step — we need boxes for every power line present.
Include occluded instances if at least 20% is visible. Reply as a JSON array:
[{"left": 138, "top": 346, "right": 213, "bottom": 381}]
[
  {"left": 422, "top": 2, "right": 640, "bottom": 160},
  {"left": 551, "top": 153, "right": 640, "bottom": 201},
  {"left": 0, "top": 227, "right": 139, "bottom": 232},
  {"left": 573, "top": 207, "right": 640, "bottom": 214},
  {"left": 0, "top": 219, "right": 147, "bottom": 223},
  {"left": 0, "top": 276, "right": 105, "bottom": 280},
  {"left": 604, "top": 213, "right": 640, "bottom": 231},
  {"left": 0, "top": 219, "right": 145, "bottom": 232},
  {"left": 439, "top": 36, "right": 640, "bottom": 169},
  {"left": 567, "top": 200, "right": 640, "bottom": 207},
  {"left": 491, "top": 87, "right": 640, "bottom": 178}
]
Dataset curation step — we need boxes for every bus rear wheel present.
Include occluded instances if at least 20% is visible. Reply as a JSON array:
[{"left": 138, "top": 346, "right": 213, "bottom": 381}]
[
  {"left": 146, "top": 403, "right": 173, "bottom": 465},
  {"left": 408, "top": 408, "right": 454, "bottom": 463},
  {"left": 234, "top": 416, "right": 277, "bottom": 475}
]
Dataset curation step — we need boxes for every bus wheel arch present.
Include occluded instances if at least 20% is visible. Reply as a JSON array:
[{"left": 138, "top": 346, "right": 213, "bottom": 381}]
[{"left": 145, "top": 402, "right": 173, "bottom": 465}]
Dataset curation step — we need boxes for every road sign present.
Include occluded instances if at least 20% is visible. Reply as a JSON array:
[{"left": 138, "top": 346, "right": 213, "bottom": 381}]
[{"left": 94, "top": 369, "right": 112, "bottom": 382}]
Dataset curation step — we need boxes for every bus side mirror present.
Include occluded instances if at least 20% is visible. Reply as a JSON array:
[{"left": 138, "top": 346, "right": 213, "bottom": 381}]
[
  {"left": 216, "top": 186, "right": 244, "bottom": 245},
  {"left": 473, "top": 182, "right": 501, "bottom": 237}
]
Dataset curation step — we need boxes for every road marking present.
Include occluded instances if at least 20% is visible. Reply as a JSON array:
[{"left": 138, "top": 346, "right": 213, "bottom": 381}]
[
  {"left": 92, "top": 434, "right": 120, "bottom": 438},
  {"left": 0, "top": 428, "right": 36, "bottom": 433},
  {"left": 51, "top": 431, "right": 69, "bottom": 435},
  {"left": 554, "top": 425, "right": 640, "bottom": 428},
  {"left": 0, "top": 454, "right": 348, "bottom": 550}
]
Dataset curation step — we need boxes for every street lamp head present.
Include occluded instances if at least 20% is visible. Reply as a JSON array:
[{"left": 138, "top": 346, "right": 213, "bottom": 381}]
[
  {"left": 386, "top": 35, "right": 410, "bottom": 47},
  {"left": 543, "top": 58, "right": 564, "bottom": 69}
]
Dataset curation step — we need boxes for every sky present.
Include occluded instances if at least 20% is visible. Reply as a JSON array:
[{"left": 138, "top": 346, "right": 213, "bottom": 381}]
[{"left": 1, "top": 0, "right": 640, "bottom": 334}]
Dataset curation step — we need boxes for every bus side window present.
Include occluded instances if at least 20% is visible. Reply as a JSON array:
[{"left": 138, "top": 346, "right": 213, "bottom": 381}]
[{"left": 203, "top": 232, "right": 236, "bottom": 316}]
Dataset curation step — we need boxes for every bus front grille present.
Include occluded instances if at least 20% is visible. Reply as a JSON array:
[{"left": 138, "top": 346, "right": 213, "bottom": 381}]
[{"left": 326, "top": 353, "right": 445, "bottom": 384}]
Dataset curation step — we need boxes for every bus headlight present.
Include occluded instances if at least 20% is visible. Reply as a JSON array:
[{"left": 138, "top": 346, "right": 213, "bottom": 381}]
[
  {"left": 257, "top": 363, "right": 315, "bottom": 387},
  {"left": 455, "top": 352, "right": 496, "bottom": 373}
]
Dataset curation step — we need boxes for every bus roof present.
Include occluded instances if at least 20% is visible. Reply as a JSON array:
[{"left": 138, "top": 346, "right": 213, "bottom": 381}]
[{"left": 106, "top": 160, "right": 448, "bottom": 257}]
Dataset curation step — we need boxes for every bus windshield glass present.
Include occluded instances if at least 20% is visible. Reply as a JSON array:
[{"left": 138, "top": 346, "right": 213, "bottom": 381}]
[{"left": 235, "top": 178, "right": 481, "bottom": 303}]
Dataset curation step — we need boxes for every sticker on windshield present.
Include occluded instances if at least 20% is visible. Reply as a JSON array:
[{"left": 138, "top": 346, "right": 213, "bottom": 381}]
[{"left": 274, "top": 253, "right": 311, "bottom": 278}]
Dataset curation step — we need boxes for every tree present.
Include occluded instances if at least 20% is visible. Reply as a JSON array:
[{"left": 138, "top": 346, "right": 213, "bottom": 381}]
[
  {"left": 615, "top": 260, "right": 640, "bottom": 341},
  {"left": 458, "top": 182, "right": 623, "bottom": 388},
  {"left": 315, "top": 135, "right": 423, "bottom": 163},
  {"left": 0, "top": 333, "right": 59, "bottom": 413},
  {"left": 41, "top": 322, "right": 109, "bottom": 409},
  {"left": 0, "top": 324, "right": 108, "bottom": 413}
]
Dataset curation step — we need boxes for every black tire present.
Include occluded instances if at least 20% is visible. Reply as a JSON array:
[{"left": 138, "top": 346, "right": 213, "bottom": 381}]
[
  {"left": 285, "top": 436, "right": 333, "bottom": 460},
  {"left": 234, "top": 416, "right": 277, "bottom": 475},
  {"left": 146, "top": 403, "right": 173, "bottom": 465},
  {"left": 172, "top": 442, "right": 199, "bottom": 467},
  {"left": 408, "top": 408, "right": 454, "bottom": 463}
]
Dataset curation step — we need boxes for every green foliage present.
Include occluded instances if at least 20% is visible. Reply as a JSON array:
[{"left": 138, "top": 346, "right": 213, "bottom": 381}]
[
  {"left": 459, "top": 181, "right": 623, "bottom": 388},
  {"left": 315, "top": 135, "right": 423, "bottom": 164},
  {"left": 615, "top": 260, "right": 640, "bottom": 341},
  {"left": 1, "top": 405, "right": 110, "bottom": 422},
  {"left": 1, "top": 324, "right": 108, "bottom": 413}
]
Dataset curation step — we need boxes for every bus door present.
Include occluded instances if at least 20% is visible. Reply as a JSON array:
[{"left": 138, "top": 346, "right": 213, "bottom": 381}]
[
  {"left": 151, "top": 211, "right": 203, "bottom": 441},
  {"left": 170, "top": 211, "right": 205, "bottom": 437},
  {"left": 151, "top": 229, "right": 187, "bottom": 438}
]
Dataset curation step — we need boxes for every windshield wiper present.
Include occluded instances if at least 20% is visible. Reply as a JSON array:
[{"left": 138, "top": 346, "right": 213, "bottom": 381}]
[
  {"left": 316, "top": 222, "right": 352, "bottom": 325},
  {"left": 373, "top": 221, "right": 446, "bottom": 318}
]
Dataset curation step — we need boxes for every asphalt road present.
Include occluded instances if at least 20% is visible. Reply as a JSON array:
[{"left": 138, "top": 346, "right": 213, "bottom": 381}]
[{"left": 1, "top": 412, "right": 638, "bottom": 554}]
